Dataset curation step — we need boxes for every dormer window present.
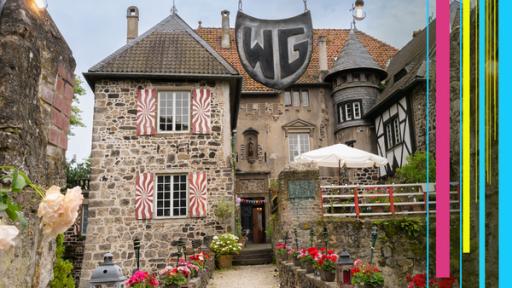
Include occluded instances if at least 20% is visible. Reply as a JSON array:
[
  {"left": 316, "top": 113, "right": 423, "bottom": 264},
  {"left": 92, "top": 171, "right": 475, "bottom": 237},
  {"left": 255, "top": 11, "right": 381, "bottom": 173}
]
[{"left": 337, "top": 100, "right": 363, "bottom": 124}]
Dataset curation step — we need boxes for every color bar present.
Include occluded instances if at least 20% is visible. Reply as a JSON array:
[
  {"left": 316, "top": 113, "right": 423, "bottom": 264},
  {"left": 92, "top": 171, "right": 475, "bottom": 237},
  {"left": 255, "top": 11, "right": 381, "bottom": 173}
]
[
  {"left": 436, "top": 0, "right": 451, "bottom": 278},
  {"left": 478, "top": 0, "right": 486, "bottom": 286},
  {"left": 499, "top": 0, "right": 510, "bottom": 286},
  {"left": 462, "top": 0, "right": 471, "bottom": 254}
]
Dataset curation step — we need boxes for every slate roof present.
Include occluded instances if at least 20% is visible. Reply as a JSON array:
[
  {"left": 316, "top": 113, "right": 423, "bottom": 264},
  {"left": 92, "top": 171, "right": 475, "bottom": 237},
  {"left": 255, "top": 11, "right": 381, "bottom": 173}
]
[
  {"left": 366, "top": 1, "right": 460, "bottom": 116},
  {"left": 197, "top": 28, "right": 397, "bottom": 93},
  {"left": 88, "top": 13, "right": 238, "bottom": 76},
  {"left": 324, "top": 30, "right": 388, "bottom": 82}
]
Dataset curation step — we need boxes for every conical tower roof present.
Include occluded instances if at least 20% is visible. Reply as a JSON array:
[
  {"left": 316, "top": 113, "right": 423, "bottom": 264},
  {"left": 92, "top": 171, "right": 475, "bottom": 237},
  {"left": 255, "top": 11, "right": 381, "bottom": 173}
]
[{"left": 324, "top": 30, "right": 387, "bottom": 82}]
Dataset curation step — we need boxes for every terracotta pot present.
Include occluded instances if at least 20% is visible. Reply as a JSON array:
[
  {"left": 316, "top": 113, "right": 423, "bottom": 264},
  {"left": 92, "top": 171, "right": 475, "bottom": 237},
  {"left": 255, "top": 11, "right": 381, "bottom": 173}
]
[
  {"left": 216, "top": 255, "right": 233, "bottom": 269},
  {"left": 293, "top": 257, "right": 301, "bottom": 267},
  {"left": 304, "top": 262, "right": 315, "bottom": 274},
  {"left": 320, "top": 270, "right": 336, "bottom": 282}
]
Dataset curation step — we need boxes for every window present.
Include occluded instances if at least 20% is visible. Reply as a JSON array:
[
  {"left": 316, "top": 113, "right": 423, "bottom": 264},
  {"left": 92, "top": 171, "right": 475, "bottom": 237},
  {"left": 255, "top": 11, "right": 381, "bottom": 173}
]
[
  {"left": 384, "top": 116, "right": 402, "bottom": 149},
  {"left": 353, "top": 73, "right": 360, "bottom": 82},
  {"left": 81, "top": 204, "right": 88, "bottom": 236},
  {"left": 284, "top": 89, "right": 310, "bottom": 107},
  {"left": 158, "top": 91, "right": 190, "bottom": 132},
  {"left": 156, "top": 175, "right": 188, "bottom": 218},
  {"left": 288, "top": 133, "right": 310, "bottom": 162},
  {"left": 301, "top": 90, "right": 310, "bottom": 107},
  {"left": 337, "top": 100, "right": 363, "bottom": 124},
  {"left": 284, "top": 91, "right": 292, "bottom": 106}
]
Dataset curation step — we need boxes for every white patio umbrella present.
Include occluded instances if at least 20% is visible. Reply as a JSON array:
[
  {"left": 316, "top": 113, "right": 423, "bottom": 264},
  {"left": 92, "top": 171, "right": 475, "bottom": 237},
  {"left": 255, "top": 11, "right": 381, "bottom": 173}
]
[{"left": 295, "top": 144, "right": 388, "bottom": 183}]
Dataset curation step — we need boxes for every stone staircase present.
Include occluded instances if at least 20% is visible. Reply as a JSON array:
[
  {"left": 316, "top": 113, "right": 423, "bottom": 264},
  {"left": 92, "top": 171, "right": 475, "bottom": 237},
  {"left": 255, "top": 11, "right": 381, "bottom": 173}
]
[{"left": 233, "top": 243, "right": 274, "bottom": 266}]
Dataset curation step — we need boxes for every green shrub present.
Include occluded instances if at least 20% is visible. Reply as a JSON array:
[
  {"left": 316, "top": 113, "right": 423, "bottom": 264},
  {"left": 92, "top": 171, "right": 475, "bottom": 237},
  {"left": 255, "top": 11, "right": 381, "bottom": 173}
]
[
  {"left": 394, "top": 152, "right": 435, "bottom": 183},
  {"left": 50, "top": 234, "right": 75, "bottom": 288},
  {"left": 214, "top": 200, "right": 234, "bottom": 223}
]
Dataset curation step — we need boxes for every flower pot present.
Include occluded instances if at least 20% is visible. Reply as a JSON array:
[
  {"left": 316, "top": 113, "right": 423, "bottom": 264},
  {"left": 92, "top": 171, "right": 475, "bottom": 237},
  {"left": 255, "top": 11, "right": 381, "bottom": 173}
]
[
  {"left": 278, "top": 253, "right": 288, "bottom": 262},
  {"left": 216, "top": 255, "right": 233, "bottom": 269},
  {"left": 304, "top": 262, "right": 315, "bottom": 274},
  {"left": 354, "top": 285, "right": 383, "bottom": 288},
  {"left": 320, "top": 270, "right": 336, "bottom": 282},
  {"left": 293, "top": 257, "right": 301, "bottom": 267}
]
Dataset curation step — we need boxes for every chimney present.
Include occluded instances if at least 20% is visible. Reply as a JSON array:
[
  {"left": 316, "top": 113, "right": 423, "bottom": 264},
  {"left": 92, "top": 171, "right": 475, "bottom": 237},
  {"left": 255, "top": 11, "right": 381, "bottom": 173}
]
[
  {"left": 221, "top": 10, "right": 231, "bottom": 49},
  {"left": 127, "top": 6, "right": 139, "bottom": 43},
  {"left": 319, "top": 36, "right": 328, "bottom": 72}
]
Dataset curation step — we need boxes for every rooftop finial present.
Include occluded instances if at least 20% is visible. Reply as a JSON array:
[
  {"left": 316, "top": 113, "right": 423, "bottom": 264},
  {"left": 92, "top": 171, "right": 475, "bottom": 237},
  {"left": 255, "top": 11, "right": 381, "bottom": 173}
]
[{"left": 171, "top": 0, "right": 177, "bottom": 14}]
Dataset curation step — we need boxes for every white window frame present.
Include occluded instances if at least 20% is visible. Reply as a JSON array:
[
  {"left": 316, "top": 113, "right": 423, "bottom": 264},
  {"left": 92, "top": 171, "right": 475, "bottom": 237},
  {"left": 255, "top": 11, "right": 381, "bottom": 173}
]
[
  {"left": 338, "top": 103, "right": 344, "bottom": 123},
  {"left": 157, "top": 91, "right": 191, "bottom": 133},
  {"left": 393, "top": 118, "right": 401, "bottom": 144},
  {"left": 353, "top": 102, "right": 361, "bottom": 119},
  {"left": 301, "top": 90, "right": 310, "bottom": 107},
  {"left": 288, "top": 133, "right": 310, "bottom": 162},
  {"left": 80, "top": 203, "right": 88, "bottom": 236},
  {"left": 284, "top": 91, "right": 292, "bottom": 106},
  {"left": 384, "top": 116, "right": 402, "bottom": 150},
  {"left": 345, "top": 104, "right": 353, "bottom": 121},
  {"left": 292, "top": 91, "right": 301, "bottom": 107},
  {"left": 154, "top": 174, "right": 189, "bottom": 219}
]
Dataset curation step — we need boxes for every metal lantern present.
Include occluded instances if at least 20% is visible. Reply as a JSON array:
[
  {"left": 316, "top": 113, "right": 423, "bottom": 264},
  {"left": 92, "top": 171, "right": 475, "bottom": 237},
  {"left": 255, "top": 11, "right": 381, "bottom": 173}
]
[
  {"left": 370, "top": 226, "right": 378, "bottom": 264},
  {"left": 133, "top": 238, "right": 141, "bottom": 272},
  {"left": 89, "top": 253, "right": 127, "bottom": 288},
  {"left": 336, "top": 250, "right": 353, "bottom": 287},
  {"left": 352, "top": 0, "right": 366, "bottom": 23}
]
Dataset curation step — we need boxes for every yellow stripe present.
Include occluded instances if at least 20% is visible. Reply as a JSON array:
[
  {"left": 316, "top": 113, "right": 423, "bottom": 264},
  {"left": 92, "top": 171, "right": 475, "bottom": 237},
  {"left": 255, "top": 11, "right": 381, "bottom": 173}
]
[{"left": 463, "top": 0, "right": 471, "bottom": 254}]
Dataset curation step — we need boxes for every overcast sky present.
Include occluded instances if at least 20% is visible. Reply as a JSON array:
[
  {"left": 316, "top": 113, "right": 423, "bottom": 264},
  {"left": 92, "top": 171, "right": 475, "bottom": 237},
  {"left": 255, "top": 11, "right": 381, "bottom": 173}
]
[{"left": 46, "top": 0, "right": 434, "bottom": 162}]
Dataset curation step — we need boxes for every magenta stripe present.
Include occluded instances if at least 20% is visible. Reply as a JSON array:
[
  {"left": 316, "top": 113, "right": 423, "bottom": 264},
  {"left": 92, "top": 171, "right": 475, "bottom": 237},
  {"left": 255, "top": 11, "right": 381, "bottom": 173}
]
[{"left": 436, "top": 0, "right": 451, "bottom": 278}]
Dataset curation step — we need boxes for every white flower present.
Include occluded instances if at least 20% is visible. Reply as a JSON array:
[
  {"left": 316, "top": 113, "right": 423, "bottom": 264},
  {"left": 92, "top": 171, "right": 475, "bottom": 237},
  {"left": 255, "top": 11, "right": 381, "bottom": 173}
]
[
  {"left": 38, "top": 186, "right": 83, "bottom": 238},
  {"left": 0, "top": 225, "right": 19, "bottom": 250}
]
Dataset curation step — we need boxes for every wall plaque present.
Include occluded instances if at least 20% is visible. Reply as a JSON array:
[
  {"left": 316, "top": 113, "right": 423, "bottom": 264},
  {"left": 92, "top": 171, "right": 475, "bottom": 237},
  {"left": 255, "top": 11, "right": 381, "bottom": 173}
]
[{"left": 288, "top": 180, "right": 316, "bottom": 199}]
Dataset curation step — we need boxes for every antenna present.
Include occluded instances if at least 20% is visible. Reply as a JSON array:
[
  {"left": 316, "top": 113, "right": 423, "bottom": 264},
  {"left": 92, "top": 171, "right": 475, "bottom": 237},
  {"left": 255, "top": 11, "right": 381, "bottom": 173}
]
[{"left": 171, "top": 0, "right": 178, "bottom": 14}]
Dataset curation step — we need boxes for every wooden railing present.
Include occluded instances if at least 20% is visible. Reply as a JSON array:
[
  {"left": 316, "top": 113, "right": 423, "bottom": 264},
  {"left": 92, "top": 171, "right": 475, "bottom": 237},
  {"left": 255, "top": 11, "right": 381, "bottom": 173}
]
[{"left": 320, "top": 183, "right": 460, "bottom": 218}]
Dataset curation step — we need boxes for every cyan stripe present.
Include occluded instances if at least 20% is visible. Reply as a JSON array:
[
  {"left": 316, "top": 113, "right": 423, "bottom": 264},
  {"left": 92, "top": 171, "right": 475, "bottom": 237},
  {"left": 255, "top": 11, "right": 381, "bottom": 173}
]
[
  {"left": 499, "top": 0, "right": 509, "bottom": 286},
  {"left": 478, "top": 0, "right": 486, "bottom": 286}
]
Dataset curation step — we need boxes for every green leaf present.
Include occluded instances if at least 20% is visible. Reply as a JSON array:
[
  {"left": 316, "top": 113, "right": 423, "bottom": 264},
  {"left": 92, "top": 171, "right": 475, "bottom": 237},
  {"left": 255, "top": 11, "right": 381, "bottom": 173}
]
[
  {"left": 11, "top": 170, "right": 27, "bottom": 192},
  {"left": 16, "top": 211, "right": 28, "bottom": 228},
  {"left": 0, "top": 202, "right": 7, "bottom": 211},
  {"left": 5, "top": 202, "right": 20, "bottom": 221}
]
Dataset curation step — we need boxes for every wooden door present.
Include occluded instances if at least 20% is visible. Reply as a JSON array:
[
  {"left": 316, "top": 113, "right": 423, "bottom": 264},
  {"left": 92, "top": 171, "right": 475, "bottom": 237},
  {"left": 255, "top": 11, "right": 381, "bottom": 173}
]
[{"left": 252, "top": 207, "right": 264, "bottom": 243}]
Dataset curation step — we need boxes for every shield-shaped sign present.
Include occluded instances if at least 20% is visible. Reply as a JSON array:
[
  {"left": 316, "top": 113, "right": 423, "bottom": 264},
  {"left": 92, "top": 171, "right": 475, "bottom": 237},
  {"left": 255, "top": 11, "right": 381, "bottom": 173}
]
[{"left": 235, "top": 11, "right": 313, "bottom": 90}]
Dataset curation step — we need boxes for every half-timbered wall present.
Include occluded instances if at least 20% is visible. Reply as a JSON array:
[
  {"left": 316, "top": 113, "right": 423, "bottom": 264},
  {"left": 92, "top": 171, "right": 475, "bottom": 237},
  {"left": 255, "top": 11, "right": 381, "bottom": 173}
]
[{"left": 375, "top": 96, "right": 415, "bottom": 175}]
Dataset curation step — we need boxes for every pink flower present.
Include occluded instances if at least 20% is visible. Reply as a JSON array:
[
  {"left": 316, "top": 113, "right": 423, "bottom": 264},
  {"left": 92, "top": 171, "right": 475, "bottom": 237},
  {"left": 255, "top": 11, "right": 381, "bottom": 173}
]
[
  {"left": 0, "top": 225, "right": 19, "bottom": 250},
  {"left": 38, "top": 186, "right": 83, "bottom": 238}
]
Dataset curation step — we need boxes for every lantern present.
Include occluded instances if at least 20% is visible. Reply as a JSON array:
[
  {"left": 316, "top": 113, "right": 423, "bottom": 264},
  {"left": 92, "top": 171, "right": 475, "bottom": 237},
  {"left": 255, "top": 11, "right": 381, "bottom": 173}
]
[
  {"left": 133, "top": 238, "right": 141, "bottom": 272},
  {"left": 89, "top": 253, "right": 127, "bottom": 288},
  {"left": 353, "top": 0, "right": 366, "bottom": 21},
  {"left": 336, "top": 250, "right": 353, "bottom": 287}
]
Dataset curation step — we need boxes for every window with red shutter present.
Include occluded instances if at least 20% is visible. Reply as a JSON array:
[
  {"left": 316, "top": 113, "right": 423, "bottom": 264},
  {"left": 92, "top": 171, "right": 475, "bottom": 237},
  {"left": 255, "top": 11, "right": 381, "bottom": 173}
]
[
  {"left": 188, "top": 172, "right": 208, "bottom": 218},
  {"left": 191, "top": 87, "right": 212, "bottom": 134},
  {"left": 136, "top": 88, "right": 157, "bottom": 136},
  {"left": 135, "top": 173, "right": 155, "bottom": 220}
]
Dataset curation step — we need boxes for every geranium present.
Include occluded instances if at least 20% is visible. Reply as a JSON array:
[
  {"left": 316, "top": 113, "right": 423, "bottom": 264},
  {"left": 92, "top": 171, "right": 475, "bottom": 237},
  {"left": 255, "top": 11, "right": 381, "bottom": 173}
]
[
  {"left": 0, "top": 225, "right": 19, "bottom": 250},
  {"left": 275, "top": 242, "right": 288, "bottom": 256},
  {"left": 178, "top": 259, "right": 200, "bottom": 277},
  {"left": 159, "top": 266, "right": 188, "bottom": 286},
  {"left": 298, "top": 247, "right": 319, "bottom": 265},
  {"left": 209, "top": 233, "right": 242, "bottom": 255},
  {"left": 37, "top": 186, "right": 83, "bottom": 238},
  {"left": 126, "top": 270, "right": 159, "bottom": 288},
  {"left": 288, "top": 248, "right": 300, "bottom": 258},
  {"left": 190, "top": 252, "right": 209, "bottom": 270},
  {"left": 315, "top": 250, "right": 338, "bottom": 272},
  {"left": 406, "top": 273, "right": 426, "bottom": 288},
  {"left": 351, "top": 259, "right": 384, "bottom": 288}
]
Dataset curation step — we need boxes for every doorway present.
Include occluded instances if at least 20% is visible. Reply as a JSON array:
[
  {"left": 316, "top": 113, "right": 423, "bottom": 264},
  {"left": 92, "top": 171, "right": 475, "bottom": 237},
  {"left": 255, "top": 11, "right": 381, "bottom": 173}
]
[{"left": 240, "top": 197, "right": 266, "bottom": 244}]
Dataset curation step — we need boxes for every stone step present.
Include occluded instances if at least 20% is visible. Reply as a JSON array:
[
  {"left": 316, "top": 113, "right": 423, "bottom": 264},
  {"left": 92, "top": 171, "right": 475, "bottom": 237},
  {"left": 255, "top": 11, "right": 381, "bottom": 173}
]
[
  {"left": 233, "top": 257, "right": 273, "bottom": 266},
  {"left": 233, "top": 246, "right": 274, "bottom": 266}
]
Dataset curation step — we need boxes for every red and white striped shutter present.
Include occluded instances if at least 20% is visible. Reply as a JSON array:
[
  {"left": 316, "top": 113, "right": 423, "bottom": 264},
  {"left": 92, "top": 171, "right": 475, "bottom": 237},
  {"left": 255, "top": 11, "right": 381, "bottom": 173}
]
[
  {"left": 191, "top": 87, "right": 212, "bottom": 134},
  {"left": 136, "top": 88, "right": 157, "bottom": 136},
  {"left": 135, "top": 173, "right": 154, "bottom": 220},
  {"left": 188, "top": 172, "right": 208, "bottom": 218}
]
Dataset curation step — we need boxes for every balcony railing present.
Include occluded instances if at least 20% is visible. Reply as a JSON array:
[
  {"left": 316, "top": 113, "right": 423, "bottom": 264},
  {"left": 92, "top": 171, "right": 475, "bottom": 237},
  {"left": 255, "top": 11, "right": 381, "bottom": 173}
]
[{"left": 320, "top": 183, "right": 460, "bottom": 218}]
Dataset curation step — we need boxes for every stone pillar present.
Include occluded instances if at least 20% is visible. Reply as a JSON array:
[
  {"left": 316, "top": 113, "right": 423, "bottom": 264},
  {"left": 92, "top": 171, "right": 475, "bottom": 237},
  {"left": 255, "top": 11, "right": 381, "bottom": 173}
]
[
  {"left": 0, "top": 1, "right": 75, "bottom": 287},
  {"left": 276, "top": 169, "right": 322, "bottom": 245}
]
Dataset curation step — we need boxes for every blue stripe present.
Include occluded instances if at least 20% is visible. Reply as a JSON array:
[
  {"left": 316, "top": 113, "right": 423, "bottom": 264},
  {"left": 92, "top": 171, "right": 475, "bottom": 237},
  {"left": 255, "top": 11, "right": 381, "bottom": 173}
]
[
  {"left": 499, "top": 0, "right": 510, "bottom": 286},
  {"left": 459, "top": 1, "right": 463, "bottom": 286},
  {"left": 425, "top": 0, "right": 430, "bottom": 285},
  {"left": 478, "top": 0, "right": 486, "bottom": 286}
]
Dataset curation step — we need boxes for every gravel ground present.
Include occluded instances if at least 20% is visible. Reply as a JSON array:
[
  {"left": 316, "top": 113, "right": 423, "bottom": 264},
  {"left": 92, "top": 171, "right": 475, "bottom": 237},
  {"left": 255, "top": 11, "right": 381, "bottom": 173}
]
[{"left": 208, "top": 265, "right": 279, "bottom": 288}]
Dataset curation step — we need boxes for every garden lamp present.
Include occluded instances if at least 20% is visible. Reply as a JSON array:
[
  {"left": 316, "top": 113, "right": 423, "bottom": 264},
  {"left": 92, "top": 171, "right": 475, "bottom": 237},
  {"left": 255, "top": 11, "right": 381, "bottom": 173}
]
[
  {"left": 370, "top": 226, "right": 378, "bottom": 264},
  {"left": 336, "top": 250, "right": 353, "bottom": 287},
  {"left": 294, "top": 228, "right": 299, "bottom": 250},
  {"left": 133, "top": 238, "right": 141, "bottom": 272},
  {"left": 322, "top": 226, "right": 329, "bottom": 250}
]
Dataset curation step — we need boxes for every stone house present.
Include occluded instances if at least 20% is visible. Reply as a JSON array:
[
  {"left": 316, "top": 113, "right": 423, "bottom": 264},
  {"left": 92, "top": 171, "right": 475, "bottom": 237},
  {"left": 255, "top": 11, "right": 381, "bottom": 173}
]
[{"left": 80, "top": 3, "right": 460, "bottom": 283}]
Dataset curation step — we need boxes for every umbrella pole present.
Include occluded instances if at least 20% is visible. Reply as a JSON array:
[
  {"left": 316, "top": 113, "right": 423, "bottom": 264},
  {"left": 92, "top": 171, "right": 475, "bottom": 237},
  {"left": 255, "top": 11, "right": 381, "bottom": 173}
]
[{"left": 338, "top": 160, "right": 341, "bottom": 185}]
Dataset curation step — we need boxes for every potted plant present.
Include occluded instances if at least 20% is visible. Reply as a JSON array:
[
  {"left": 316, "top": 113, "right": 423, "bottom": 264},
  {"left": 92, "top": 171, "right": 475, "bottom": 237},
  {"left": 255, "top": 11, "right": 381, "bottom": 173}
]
[
  {"left": 159, "top": 266, "right": 188, "bottom": 288},
  {"left": 209, "top": 233, "right": 242, "bottom": 269},
  {"left": 126, "top": 270, "right": 159, "bottom": 288},
  {"left": 275, "top": 242, "right": 288, "bottom": 262},
  {"left": 351, "top": 259, "right": 384, "bottom": 288},
  {"left": 178, "top": 259, "right": 200, "bottom": 278},
  {"left": 288, "top": 249, "right": 301, "bottom": 266},
  {"left": 189, "top": 252, "right": 209, "bottom": 272},
  {"left": 298, "top": 247, "right": 319, "bottom": 274},
  {"left": 315, "top": 249, "right": 338, "bottom": 282}
]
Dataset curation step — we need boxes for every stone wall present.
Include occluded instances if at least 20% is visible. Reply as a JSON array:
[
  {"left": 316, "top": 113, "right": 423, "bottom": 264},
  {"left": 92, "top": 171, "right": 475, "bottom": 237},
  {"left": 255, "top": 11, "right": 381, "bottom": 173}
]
[
  {"left": 80, "top": 79, "right": 234, "bottom": 287},
  {"left": 278, "top": 262, "right": 337, "bottom": 288},
  {"left": 0, "top": 0, "right": 75, "bottom": 287}
]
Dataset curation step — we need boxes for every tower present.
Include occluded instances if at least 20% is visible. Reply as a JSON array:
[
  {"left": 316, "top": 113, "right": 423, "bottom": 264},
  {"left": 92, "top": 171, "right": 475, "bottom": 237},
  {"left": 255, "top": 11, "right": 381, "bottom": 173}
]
[{"left": 324, "top": 30, "right": 387, "bottom": 153}]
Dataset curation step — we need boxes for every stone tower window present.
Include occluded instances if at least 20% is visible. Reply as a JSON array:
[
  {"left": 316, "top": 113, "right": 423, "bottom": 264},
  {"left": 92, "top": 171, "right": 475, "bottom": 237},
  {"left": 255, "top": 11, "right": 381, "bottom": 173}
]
[{"left": 243, "top": 128, "right": 259, "bottom": 164}]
